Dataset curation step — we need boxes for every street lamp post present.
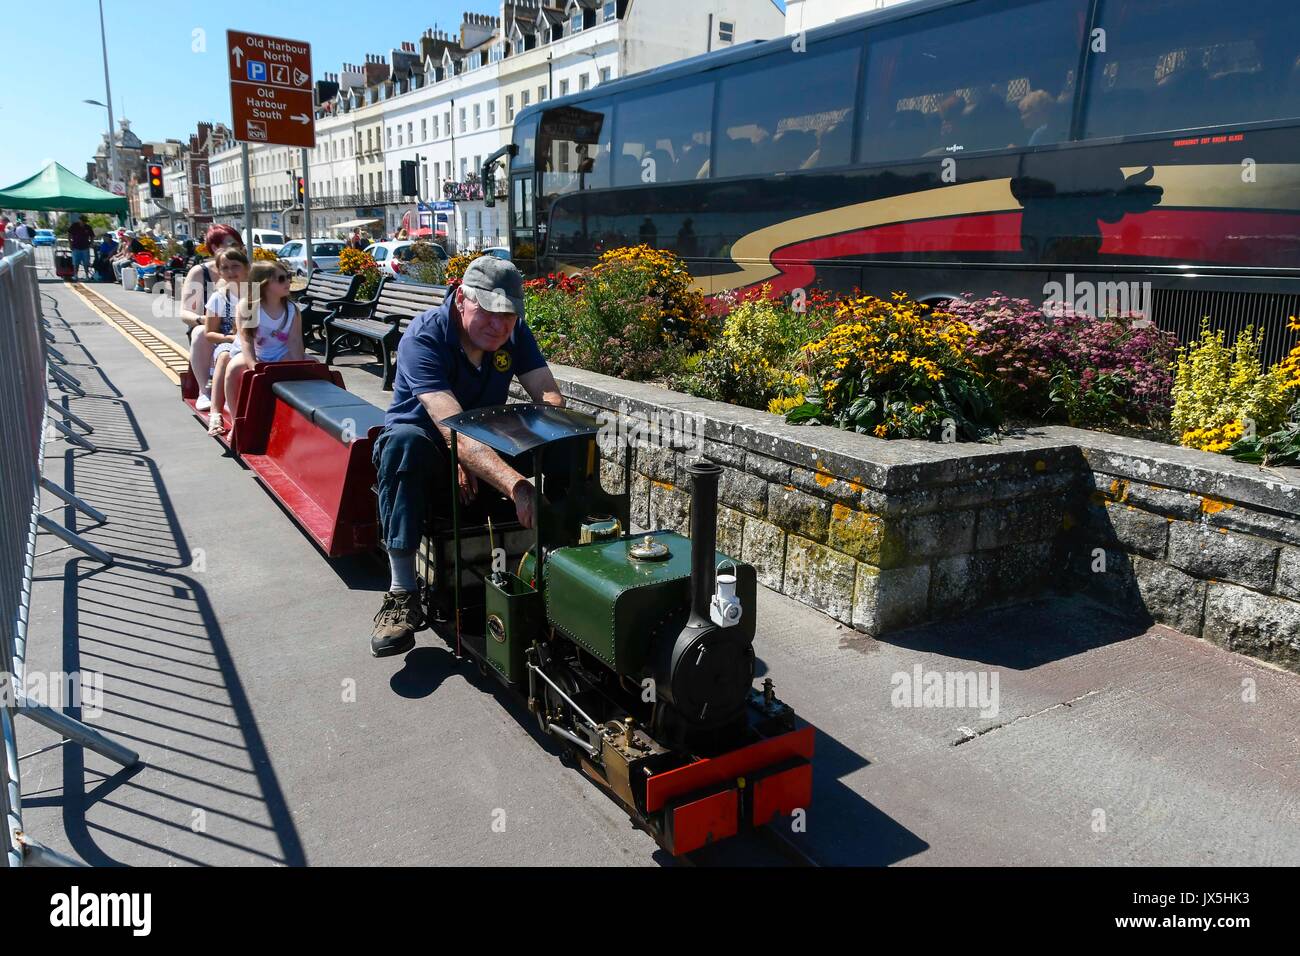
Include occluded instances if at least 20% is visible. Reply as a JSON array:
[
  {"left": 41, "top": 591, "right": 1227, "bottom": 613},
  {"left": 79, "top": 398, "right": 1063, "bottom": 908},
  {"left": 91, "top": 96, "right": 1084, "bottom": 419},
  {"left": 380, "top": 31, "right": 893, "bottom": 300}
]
[{"left": 96, "top": 0, "right": 118, "bottom": 201}]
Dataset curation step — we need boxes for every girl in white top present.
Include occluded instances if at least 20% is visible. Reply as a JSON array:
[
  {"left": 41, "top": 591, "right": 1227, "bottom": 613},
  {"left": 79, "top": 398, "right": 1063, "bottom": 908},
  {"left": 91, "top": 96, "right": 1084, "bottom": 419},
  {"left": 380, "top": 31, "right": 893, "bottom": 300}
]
[
  {"left": 220, "top": 260, "right": 307, "bottom": 438},
  {"left": 201, "top": 249, "right": 249, "bottom": 430}
]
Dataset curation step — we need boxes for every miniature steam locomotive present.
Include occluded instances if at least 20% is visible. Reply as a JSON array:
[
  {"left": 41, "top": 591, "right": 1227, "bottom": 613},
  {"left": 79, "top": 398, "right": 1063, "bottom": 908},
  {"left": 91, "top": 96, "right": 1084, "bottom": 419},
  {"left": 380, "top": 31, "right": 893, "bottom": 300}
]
[
  {"left": 425, "top": 403, "right": 814, "bottom": 856},
  {"left": 179, "top": 359, "right": 812, "bottom": 857}
]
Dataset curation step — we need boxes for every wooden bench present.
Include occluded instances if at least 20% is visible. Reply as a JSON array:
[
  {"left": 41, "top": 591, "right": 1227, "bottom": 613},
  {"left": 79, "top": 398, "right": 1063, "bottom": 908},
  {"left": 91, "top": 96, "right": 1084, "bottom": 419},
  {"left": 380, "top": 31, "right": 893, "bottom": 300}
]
[
  {"left": 293, "top": 269, "right": 360, "bottom": 347},
  {"left": 324, "top": 278, "right": 448, "bottom": 390}
]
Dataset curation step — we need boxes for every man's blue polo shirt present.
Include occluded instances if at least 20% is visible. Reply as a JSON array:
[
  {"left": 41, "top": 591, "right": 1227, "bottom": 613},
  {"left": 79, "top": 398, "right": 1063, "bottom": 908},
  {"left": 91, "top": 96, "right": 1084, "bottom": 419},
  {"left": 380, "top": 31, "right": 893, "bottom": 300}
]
[{"left": 384, "top": 293, "right": 546, "bottom": 440}]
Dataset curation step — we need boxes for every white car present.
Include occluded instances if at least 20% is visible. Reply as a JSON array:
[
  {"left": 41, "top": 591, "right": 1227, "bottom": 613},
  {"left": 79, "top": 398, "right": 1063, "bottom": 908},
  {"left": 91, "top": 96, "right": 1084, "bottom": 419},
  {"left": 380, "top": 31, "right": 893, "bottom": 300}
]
[
  {"left": 278, "top": 239, "right": 347, "bottom": 276},
  {"left": 366, "top": 240, "right": 448, "bottom": 279},
  {"left": 250, "top": 228, "right": 286, "bottom": 251}
]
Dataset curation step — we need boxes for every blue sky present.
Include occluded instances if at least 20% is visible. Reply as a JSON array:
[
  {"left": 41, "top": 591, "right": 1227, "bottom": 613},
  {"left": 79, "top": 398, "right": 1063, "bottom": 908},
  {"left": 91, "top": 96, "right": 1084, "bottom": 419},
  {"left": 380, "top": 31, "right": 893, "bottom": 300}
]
[
  {"left": 2, "top": 0, "right": 789, "bottom": 189},
  {"left": 0, "top": 0, "right": 499, "bottom": 187}
]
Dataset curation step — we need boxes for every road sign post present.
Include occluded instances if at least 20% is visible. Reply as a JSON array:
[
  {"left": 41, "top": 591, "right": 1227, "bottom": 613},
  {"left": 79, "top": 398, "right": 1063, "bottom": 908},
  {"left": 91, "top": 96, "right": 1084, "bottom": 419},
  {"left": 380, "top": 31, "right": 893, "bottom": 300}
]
[{"left": 302, "top": 147, "right": 314, "bottom": 272}]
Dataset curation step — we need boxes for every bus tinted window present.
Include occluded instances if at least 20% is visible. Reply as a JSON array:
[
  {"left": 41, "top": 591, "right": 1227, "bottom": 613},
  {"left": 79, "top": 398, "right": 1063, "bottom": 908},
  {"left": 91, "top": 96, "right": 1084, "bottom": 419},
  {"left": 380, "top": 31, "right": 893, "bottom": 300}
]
[
  {"left": 715, "top": 37, "right": 861, "bottom": 177},
  {"left": 538, "top": 104, "right": 612, "bottom": 206},
  {"left": 1082, "top": 0, "right": 1300, "bottom": 139},
  {"left": 861, "top": 0, "right": 1088, "bottom": 163},
  {"left": 613, "top": 81, "right": 714, "bottom": 186},
  {"left": 513, "top": 115, "right": 538, "bottom": 167}
]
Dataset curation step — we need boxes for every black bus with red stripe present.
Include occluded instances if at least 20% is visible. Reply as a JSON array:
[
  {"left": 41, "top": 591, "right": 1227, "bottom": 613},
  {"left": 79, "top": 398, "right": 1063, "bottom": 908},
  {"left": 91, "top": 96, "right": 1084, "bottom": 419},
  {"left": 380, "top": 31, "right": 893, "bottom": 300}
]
[{"left": 500, "top": 0, "right": 1300, "bottom": 360}]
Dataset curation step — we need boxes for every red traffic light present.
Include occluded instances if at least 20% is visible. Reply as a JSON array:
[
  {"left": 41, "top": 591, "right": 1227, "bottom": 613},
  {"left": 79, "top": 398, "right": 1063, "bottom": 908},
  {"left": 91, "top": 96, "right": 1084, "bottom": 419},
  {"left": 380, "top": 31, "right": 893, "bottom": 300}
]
[{"left": 148, "top": 164, "right": 165, "bottom": 198}]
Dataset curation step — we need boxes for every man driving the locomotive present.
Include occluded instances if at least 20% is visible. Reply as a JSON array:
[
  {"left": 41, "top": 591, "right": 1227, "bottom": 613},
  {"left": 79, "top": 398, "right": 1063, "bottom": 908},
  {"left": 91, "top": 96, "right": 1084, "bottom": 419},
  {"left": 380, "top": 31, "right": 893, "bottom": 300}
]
[{"left": 370, "top": 257, "right": 564, "bottom": 658}]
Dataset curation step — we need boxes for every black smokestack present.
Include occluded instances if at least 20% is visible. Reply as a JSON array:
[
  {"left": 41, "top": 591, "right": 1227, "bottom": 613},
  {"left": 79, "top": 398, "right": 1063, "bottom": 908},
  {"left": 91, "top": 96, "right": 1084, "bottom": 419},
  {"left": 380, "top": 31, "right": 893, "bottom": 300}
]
[{"left": 686, "top": 460, "right": 721, "bottom": 623}]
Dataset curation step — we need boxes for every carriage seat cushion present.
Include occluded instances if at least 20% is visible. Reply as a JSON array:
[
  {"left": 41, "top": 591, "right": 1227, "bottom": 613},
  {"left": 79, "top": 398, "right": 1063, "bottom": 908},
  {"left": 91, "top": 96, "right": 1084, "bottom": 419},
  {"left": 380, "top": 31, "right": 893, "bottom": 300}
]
[{"left": 271, "top": 379, "right": 386, "bottom": 443}]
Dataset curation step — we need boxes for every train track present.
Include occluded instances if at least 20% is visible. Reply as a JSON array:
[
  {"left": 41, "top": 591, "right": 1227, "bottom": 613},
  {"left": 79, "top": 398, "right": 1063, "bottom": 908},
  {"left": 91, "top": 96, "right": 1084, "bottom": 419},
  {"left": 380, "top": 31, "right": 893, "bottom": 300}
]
[{"left": 67, "top": 282, "right": 191, "bottom": 384}]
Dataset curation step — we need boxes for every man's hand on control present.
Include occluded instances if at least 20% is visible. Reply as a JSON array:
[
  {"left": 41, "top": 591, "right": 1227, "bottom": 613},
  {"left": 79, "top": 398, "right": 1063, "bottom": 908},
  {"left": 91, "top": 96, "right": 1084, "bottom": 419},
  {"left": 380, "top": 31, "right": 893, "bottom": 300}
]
[
  {"left": 511, "top": 479, "right": 536, "bottom": 529},
  {"left": 457, "top": 464, "right": 478, "bottom": 504}
]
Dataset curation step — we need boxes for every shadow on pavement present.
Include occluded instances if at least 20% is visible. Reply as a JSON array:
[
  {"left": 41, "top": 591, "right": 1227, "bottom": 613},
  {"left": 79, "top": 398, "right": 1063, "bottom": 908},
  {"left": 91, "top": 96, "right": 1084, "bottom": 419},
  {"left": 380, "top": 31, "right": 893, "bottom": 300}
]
[{"left": 28, "top": 353, "right": 308, "bottom": 865}]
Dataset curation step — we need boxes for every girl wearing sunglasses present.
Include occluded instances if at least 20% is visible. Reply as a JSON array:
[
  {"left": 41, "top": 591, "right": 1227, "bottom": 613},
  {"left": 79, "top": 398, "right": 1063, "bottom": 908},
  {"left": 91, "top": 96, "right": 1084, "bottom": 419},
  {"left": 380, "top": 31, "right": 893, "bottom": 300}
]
[{"left": 216, "top": 262, "right": 308, "bottom": 439}]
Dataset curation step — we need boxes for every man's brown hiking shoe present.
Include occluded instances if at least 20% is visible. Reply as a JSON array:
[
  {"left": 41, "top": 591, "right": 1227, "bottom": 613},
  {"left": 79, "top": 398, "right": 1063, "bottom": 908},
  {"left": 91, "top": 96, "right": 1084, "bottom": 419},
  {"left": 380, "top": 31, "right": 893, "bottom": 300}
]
[{"left": 371, "top": 590, "right": 424, "bottom": 658}]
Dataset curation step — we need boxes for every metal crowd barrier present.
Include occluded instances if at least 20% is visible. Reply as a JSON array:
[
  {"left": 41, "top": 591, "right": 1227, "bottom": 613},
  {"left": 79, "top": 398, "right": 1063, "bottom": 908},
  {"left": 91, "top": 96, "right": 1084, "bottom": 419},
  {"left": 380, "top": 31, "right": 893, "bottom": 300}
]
[{"left": 1, "top": 238, "right": 138, "bottom": 868}]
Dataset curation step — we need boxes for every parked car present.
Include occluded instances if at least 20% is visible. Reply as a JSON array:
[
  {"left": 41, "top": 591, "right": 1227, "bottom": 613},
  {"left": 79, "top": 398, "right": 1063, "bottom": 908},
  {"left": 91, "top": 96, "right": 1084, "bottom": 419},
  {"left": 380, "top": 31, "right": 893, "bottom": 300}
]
[
  {"left": 33, "top": 229, "right": 56, "bottom": 247},
  {"left": 278, "top": 239, "right": 347, "bottom": 276},
  {"left": 481, "top": 246, "right": 511, "bottom": 261},
  {"left": 366, "top": 240, "right": 448, "bottom": 279},
  {"left": 250, "top": 228, "right": 286, "bottom": 251}
]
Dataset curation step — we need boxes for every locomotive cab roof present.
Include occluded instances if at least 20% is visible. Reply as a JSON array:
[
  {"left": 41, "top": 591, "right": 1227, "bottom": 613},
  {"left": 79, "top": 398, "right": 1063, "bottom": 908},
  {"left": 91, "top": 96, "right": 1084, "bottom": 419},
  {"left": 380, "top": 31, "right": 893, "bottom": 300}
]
[{"left": 440, "top": 402, "right": 601, "bottom": 457}]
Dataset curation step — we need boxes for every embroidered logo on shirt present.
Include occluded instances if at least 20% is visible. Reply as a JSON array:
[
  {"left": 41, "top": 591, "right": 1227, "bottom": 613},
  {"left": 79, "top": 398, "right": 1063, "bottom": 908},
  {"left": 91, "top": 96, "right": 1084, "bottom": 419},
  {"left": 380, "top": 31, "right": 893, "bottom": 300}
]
[{"left": 492, "top": 350, "right": 512, "bottom": 373}]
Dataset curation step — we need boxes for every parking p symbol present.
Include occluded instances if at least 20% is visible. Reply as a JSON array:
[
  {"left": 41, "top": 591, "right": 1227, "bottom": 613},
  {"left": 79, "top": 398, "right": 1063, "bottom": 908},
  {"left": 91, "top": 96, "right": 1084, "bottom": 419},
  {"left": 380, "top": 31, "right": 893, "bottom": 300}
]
[{"left": 247, "top": 60, "right": 267, "bottom": 82}]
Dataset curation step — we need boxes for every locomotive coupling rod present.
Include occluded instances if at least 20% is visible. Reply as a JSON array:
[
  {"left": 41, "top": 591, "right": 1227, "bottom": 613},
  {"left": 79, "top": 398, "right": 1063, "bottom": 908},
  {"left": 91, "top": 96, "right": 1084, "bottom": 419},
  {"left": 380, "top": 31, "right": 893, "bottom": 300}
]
[
  {"left": 527, "top": 661, "right": 602, "bottom": 733},
  {"left": 547, "top": 723, "right": 599, "bottom": 758}
]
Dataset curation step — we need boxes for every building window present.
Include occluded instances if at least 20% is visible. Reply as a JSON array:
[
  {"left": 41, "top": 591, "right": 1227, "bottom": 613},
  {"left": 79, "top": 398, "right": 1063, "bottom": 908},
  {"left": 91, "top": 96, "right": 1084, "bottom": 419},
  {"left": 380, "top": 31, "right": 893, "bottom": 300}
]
[
  {"left": 421, "top": 118, "right": 427, "bottom": 140},
  {"left": 407, "top": 122, "right": 413, "bottom": 143},
  {"left": 579, "top": 73, "right": 589, "bottom": 92},
  {"left": 718, "top": 20, "right": 735, "bottom": 44},
  {"left": 522, "top": 90, "right": 531, "bottom": 108},
  {"left": 444, "top": 160, "right": 451, "bottom": 179},
  {"left": 571, "top": 10, "right": 582, "bottom": 34},
  {"left": 395, "top": 126, "right": 401, "bottom": 147},
  {"left": 460, "top": 157, "right": 467, "bottom": 179},
  {"left": 488, "top": 100, "right": 496, "bottom": 126},
  {"left": 445, "top": 111, "right": 451, "bottom": 134},
  {"left": 559, "top": 79, "right": 569, "bottom": 96},
  {"left": 388, "top": 169, "right": 394, "bottom": 193},
  {"left": 600, "top": 67, "right": 611, "bottom": 84},
  {"left": 539, "top": 84, "right": 547, "bottom": 103},
  {"left": 603, "top": 0, "right": 616, "bottom": 21},
  {"left": 506, "top": 94, "right": 515, "bottom": 122},
  {"left": 459, "top": 107, "right": 467, "bottom": 133},
  {"left": 474, "top": 103, "right": 481, "bottom": 129}
]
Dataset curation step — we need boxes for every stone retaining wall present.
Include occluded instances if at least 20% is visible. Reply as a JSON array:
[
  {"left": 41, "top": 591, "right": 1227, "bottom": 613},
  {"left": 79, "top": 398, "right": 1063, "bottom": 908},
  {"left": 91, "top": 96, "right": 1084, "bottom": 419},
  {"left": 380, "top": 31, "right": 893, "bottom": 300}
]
[
  {"left": 526, "top": 366, "right": 1300, "bottom": 673},
  {"left": 1071, "top": 432, "right": 1300, "bottom": 671}
]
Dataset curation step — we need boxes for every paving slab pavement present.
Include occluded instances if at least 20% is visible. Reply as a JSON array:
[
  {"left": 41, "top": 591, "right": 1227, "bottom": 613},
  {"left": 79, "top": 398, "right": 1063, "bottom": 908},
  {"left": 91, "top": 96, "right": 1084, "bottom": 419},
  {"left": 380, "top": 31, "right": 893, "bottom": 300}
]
[{"left": 17, "top": 277, "right": 1300, "bottom": 866}]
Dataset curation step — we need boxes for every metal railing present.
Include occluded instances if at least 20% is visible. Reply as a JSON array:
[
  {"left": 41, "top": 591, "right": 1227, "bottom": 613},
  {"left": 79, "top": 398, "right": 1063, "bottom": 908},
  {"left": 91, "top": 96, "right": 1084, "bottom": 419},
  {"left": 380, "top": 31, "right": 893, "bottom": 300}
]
[{"left": 0, "top": 238, "right": 139, "bottom": 868}]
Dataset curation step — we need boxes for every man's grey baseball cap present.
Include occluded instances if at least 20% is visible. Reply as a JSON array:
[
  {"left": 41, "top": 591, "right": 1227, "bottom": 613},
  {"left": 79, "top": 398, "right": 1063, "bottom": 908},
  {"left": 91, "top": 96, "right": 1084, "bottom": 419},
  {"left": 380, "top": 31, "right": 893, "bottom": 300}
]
[{"left": 461, "top": 256, "right": 525, "bottom": 317}]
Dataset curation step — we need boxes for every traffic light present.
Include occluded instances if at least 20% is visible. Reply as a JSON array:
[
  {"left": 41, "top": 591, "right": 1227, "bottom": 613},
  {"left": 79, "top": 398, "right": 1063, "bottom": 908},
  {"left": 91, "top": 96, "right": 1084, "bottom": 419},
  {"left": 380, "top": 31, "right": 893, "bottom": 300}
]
[
  {"left": 148, "top": 164, "right": 164, "bottom": 199},
  {"left": 297, "top": 177, "right": 305, "bottom": 201},
  {"left": 399, "top": 160, "right": 418, "bottom": 197}
]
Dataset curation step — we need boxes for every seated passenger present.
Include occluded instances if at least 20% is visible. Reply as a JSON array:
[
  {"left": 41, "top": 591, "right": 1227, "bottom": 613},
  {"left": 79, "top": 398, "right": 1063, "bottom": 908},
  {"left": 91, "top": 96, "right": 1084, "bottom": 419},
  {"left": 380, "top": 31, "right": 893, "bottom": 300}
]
[
  {"left": 221, "top": 260, "right": 307, "bottom": 438},
  {"left": 1019, "top": 90, "right": 1059, "bottom": 146},
  {"left": 186, "top": 224, "right": 246, "bottom": 411},
  {"left": 200, "top": 249, "right": 249, "bottom": 435},
  {"left": 369, "top": 258, "right": 563, "bottom": 658}
]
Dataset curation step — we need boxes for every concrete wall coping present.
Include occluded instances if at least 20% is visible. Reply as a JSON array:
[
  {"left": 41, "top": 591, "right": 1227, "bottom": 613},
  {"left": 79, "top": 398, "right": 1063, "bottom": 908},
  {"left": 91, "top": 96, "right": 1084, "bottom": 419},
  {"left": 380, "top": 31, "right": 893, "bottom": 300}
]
[{"left": 547, "top": 364, "right": 1300, "bottom": 516}]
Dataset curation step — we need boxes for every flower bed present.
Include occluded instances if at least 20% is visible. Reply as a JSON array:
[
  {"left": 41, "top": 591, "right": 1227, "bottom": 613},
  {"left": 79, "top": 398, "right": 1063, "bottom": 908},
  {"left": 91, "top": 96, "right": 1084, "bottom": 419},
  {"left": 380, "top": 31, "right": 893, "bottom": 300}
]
[{"left": 522, "top": 247, "right": 1300, "bottom": 456}]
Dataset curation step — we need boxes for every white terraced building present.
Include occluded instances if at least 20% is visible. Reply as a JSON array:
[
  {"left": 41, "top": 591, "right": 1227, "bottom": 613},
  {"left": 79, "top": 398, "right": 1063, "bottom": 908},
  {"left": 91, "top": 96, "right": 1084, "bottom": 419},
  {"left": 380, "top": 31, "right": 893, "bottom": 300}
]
[
  {"left": 784, "top": 0, "right": 912, "bottom": 34},
  {"left": 210, "top": 0, "right": 784, "bottom": 251}
]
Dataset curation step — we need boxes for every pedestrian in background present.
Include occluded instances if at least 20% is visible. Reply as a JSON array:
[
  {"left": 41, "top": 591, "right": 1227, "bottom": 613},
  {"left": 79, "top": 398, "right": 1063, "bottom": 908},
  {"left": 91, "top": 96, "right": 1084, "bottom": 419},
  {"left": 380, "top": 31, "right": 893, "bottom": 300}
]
[{"left": 68, "top": 214, "right": 95, "bottom": 280}]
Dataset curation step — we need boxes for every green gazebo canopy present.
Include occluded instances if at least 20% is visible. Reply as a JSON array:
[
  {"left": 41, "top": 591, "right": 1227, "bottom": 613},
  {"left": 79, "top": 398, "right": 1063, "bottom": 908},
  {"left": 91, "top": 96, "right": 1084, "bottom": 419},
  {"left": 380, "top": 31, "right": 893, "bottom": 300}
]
[{"left": 0, "top": 161, "right": 128, "bottom": 214}]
